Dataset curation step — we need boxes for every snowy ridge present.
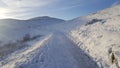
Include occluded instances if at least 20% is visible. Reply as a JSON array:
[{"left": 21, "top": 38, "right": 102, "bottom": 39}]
[{"left": 86, "top": 4, "right": 120, "bottom": 19}]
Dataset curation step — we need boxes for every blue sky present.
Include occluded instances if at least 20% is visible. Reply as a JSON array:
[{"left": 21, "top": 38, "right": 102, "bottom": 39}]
[{"left": 0, "top": 0, "right": 120, "bottom": 20}]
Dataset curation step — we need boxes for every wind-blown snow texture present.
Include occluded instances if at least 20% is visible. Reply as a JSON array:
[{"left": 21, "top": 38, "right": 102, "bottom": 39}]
[{"left": 0, "top": 5, "right": 120, "bottom": 68}]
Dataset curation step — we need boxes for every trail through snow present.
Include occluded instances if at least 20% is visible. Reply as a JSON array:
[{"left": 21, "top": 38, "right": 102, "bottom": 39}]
[{"left": 1, "top": 32, "right": 98, "bottom": 68}]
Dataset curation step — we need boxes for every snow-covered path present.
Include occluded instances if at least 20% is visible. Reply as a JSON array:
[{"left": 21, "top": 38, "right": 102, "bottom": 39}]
[{"left": 1, "top": 32, "right": 98, "bottom": 68}]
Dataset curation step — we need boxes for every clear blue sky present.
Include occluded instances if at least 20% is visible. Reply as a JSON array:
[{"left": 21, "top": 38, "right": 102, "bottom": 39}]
[{"left": 0, "top": 0, "right": 120, "bottom": 20}]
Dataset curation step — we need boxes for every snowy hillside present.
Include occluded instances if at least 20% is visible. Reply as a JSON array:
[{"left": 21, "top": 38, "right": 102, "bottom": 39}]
[
  {"left": 0, "top": 4, "right": 120, "bottom": 68},
  {"left": 0, "top": 16, "right": 65, "bottom": 42},
  {"left": 69, "top": 5, "right": 120, "bottom": 68}
]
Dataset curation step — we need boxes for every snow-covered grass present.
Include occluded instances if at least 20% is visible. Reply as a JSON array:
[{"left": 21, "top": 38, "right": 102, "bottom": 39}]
[
  {"left": 0, "top": 34, "right": 42, "bottom": 60},
  {"left": 0, "top": 34, "right": 52, "bottom": 68},
  {"left": 69, "top": 5, "right": 120, "bottom": 68}
]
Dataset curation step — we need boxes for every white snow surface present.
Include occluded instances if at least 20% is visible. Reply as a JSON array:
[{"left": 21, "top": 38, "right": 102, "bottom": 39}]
[
  {"left": 0, "top": 5, "right": 120, "bottom": 68},
  {"left": 69, "top": 5, "right": 120, "bottom": 68},
  {"left": 0, "top": 33, "right": 98, "bottom": 68}
]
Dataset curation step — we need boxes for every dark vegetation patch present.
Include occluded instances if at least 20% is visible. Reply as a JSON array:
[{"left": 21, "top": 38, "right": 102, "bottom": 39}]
[{"left": 85, "top": 19, "right": 106, "bottom": 26}]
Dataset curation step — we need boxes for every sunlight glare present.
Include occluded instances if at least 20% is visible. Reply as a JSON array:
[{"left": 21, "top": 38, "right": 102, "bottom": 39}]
[{"left": 0, "top": 8, "right": 9, "bottom": 19}]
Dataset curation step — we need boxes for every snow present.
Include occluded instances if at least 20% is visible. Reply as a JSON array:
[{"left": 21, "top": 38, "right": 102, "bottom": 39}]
[
  {"left": 0, "top": 32, "right": 98, "bottom": 68},
  {"left": 0, "top": 34, "right": 52, "bottom": 68},
  {"left": 0, "top": 4, "right": 120, "bottom": 68},
  {"left": 0, "top": 16, "right": 65, "bottom": 42},
  {"left": 69, "top": 5, "right": 120, "bottom": 68}
]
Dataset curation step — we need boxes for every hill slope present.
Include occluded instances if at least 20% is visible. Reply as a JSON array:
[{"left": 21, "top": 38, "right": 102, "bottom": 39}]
[
  {"left": 69, "top": 5, "right": 120, "bottom": 68},
  {"left": 0, "top": 16, "right": 65, "bottom": 42}
]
